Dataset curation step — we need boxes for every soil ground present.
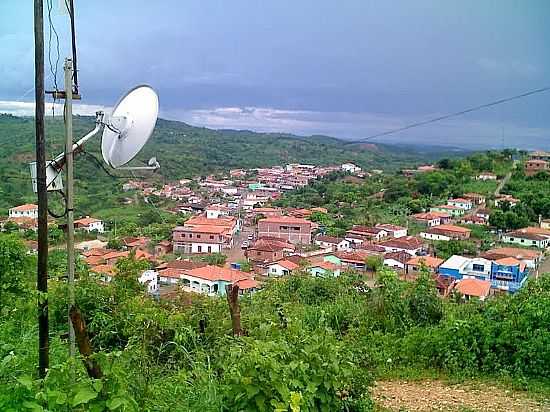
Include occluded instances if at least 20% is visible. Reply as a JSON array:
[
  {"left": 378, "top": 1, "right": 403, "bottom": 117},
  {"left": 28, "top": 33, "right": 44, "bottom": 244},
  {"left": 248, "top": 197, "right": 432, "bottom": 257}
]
[{"left": 372, "top": 379, "right": 550, "bottom": 412}]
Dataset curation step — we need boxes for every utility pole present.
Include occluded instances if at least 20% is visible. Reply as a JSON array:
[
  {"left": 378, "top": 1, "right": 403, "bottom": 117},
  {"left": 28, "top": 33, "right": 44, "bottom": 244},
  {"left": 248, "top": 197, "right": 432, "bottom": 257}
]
[
  {"left": 64, "top": 59, "right": 76, "bottom": 357},
  {"left": 34, "top": 0, "right": 49, "bottom": 378}
]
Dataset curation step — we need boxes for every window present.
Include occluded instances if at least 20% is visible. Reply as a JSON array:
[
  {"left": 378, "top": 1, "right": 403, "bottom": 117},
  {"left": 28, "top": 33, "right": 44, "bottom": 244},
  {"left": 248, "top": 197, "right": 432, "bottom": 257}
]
[
  {"left": 197, "top": 234, "right": 201, "bottom": 239},
  {"left": 189, "top": 234, "right": 193, "bottom": 238},
  {"left": 207, "top": 246, "right": 212, "bottom": 253},
  {"left": 210, "top": 235, "right": 214, "bottom": 239},
  {"left": 197, "top": 246, "right": 202, "bottom": 253},
  {"left": 280, "top": 226, "right": 288, "bottom": 230},
  {"left": 293, "top": 226, "right": 300, "bottom": 231},
  {"left": 271, "top": 267, "right": 277, "bottom": 273},
  {"left": 472, "top": 264, "right": 484, "bottom": 272}
]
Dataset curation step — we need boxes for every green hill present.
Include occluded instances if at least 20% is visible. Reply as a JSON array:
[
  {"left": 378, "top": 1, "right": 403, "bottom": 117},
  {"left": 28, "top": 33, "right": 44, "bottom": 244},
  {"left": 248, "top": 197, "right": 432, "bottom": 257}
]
[{"left": 0, "top": 113, "right": 468, "bottom": 215}]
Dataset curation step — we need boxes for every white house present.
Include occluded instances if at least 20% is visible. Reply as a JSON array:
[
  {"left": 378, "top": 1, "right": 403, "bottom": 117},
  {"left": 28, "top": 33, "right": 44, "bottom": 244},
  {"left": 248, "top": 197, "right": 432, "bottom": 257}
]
[
  {"left": 139, "top": 270, "right": 159, "bottom": 295},
  {"left": 477, "top": 172, "right": 497, "bottom": 181},
  {"left": 314, "top": 235, "right": 351, "bottom": 252},
  {"left": 308, "top": 261, "right": 341, "bottom": 277},
  {"left": 205, "top": 205, "right": 230, "bottom": 219},
  {"left": 9, "top": 204, "right": 38, "bottom": 219},
  {"left": 341, "top": 163, "right": 362, "bottom": 174},
  {"left": 375, "top": 224, "right": 407, "bottom": 238},
  {"left": 267, "top": 260, "right": 299, "bottom": 277},
  {"left": 383, "top": 251, "right": 412, "bottom": 270},
  {"left": 501, "top": 229, "right": 550, "bottom": 249},
  {"left": 447, "top": 198, "right": 473, "bottom": 210},
  {"left": 74, "top": 217, "right": 105, "bottom": 233}
]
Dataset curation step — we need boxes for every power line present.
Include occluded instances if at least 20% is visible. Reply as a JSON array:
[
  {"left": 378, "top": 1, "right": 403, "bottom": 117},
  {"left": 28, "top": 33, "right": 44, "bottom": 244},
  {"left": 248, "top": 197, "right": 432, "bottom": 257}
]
[{"left": 344, "top": 86, "right": 550, "bottom": 145}]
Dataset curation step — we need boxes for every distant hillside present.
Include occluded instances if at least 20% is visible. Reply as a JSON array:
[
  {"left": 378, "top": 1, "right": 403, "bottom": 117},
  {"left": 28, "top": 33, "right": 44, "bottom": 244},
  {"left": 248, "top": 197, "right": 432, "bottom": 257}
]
[{"left": 0, "top": 113, "right": 469, "bottom": 213}]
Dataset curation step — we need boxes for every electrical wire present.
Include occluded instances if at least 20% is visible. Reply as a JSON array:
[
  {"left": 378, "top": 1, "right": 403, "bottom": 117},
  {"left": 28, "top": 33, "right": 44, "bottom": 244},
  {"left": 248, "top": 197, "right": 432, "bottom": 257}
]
[
  {"left": 46, "top": 0, "right": 60, "bottom": 93},
  {"left": 344, "top": 86, "right": 550, "bottom": 145}
]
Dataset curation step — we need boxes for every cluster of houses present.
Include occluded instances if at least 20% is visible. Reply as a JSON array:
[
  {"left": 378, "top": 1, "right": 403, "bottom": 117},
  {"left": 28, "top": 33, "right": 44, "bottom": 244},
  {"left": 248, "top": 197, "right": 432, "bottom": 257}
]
[{"left": 525, "top": 151, "right": 550, "bottom": 176}]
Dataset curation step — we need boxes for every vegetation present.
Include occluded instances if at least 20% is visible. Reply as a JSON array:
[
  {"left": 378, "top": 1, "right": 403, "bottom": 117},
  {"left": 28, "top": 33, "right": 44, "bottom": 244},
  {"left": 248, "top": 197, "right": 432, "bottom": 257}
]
[{"left": 1, "top": 234, "right": 550, "bottom": 411}]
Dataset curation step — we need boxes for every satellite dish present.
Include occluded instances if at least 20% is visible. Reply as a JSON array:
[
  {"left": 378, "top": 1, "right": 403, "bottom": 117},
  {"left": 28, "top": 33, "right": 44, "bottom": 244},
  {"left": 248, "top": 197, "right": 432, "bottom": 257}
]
[{"left": 101, "top": 85, "right": 159, "bottom": 168}]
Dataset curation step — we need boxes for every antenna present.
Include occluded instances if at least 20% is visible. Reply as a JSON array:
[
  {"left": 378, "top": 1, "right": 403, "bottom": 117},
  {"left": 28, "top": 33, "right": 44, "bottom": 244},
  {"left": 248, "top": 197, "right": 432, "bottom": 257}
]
[{"left": 101, "top": 85, "right": 159, "bottom": 168}]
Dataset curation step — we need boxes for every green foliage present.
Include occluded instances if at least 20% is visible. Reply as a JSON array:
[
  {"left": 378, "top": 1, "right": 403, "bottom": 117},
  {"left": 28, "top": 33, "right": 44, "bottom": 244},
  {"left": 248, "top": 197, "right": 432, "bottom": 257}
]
[
  {"left": 0, "top": 234, "right": 29, "bottom": 309},
  {"left": 406, "top": 267, "right": 443, "bottom": 326},
  {"left": 200, "top": 253, "right": 227, "bottom": 266},
  {"left": 433, "top": 240, "right": 477, "bottom": 260}
]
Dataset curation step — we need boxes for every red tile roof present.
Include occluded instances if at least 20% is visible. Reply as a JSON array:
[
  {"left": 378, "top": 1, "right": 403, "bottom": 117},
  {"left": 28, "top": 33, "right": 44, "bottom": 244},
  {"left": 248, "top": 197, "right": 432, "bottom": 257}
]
[
  {"left": 455, "top": 279, "right": 491, "bottom": 298},
  {"left": 10, "top": 203, "right": 38, "bottom": 211},
  {"left": 406, "top": 256, "right": 444, "bottom": 268},
  {"left": 185, "top": 265, "right": 251, "bottom": 283},
  {"left": 259, "top": 216, "right": 312, "bottom": 225}
]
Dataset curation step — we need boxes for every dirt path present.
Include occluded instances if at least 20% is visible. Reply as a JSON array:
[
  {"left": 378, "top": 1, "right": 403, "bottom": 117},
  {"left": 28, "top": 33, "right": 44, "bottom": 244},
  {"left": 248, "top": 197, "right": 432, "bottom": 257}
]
[{"left": 373, "top": 380, "right": 549, "bottom": 412}]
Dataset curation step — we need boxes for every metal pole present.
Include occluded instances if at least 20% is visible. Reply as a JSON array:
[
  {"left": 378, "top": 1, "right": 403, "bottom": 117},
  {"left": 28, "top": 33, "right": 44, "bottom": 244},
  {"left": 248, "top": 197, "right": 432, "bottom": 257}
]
[
  {"left": 64, "top": 59, "right": 76, "bottom": 357},
  {"left": 34, "top": 0, "right": 49, "bottom": 378}
]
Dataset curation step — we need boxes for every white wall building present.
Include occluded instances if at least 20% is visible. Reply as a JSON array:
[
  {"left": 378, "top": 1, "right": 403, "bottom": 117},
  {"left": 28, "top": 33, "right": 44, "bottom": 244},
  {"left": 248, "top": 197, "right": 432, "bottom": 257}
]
[{"left": 9, "top": 204, "right": 38, "bottom": 219}]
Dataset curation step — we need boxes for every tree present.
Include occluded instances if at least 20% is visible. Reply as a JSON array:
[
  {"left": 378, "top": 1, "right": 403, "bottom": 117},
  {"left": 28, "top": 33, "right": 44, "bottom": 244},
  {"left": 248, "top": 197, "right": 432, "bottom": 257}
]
[
  {"left": 407, "top": 266, "right": 443, "bottom": 326},
  {"left": 365, "top": 255, "right": 383, "bottom": 272},
  {"left": 201, "top": 253, "right": 227, "bottom": 266},
  {"left": 0, "top": 235, "right": 28, "bottom": 308}
]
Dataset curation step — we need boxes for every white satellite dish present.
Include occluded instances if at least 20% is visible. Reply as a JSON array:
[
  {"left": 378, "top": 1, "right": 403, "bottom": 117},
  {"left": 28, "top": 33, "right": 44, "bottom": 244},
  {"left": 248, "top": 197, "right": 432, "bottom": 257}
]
[{"left": 101, "top": 85, "right": 159, "bottom": 168}]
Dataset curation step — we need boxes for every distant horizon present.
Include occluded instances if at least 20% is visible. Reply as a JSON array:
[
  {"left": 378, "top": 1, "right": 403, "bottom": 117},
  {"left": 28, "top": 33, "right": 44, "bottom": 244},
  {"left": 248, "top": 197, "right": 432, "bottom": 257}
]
[{"left": 1, "top": 109, "right": 546, "bottom": 152}]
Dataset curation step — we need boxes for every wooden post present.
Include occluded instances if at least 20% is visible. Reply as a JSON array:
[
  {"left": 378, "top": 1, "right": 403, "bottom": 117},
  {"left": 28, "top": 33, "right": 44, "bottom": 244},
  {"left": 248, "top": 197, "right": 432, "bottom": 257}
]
[
  {"left": 225, "top": 284, "right": 243, "bottom": 336},
  {"left": 69, "top": 306, "right": 103, "bottom": 379},
  {"left": 34, "top": 0, "right": 49, "bottom": 379}
]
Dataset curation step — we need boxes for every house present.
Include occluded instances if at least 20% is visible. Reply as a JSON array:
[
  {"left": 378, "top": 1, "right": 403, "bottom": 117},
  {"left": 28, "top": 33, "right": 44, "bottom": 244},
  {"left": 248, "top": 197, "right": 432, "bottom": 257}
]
[
  {"left": 246, "top": 238, "right": 287, "bottom": 264},
  {"left": 179, "top": 265, "right": 258, "bottom": 296},
  {"left": 495, "top": 195, "right": 519, "bottom": 208},
  {"left": 419, "top": 225, "right": 471, "bottom": 241},
  {"left": 314, "top": 235, "right": 351, "bottom": 252},
  {"left": 308, "top": 261, "right": 341, "bottom": 277},
  {"left": 541, "top": 219, "right": 550, "bottom": 230},
  {"left": 530, "top": 151, "right": 550, "bottom": 162},
  {"left": 375, "top": 223, "right": 407, "bottom": 238},
  {"left": 267, "top": 260, "right": 300, "bottom": 277},
  {"left": 434, "top": 274, "right": 454, "bottom": 296},
  {"left": 476, "top": 208, "right": 491, "bottom": 220},
  {"left": 525, "top": 159, "right": 549, "bottom": 176},
  {"left": 173, "top": 225, "right": 232, "bottom": 254},
  {"left": 481, "top": 247, "right": 542, "bottom": 269},
  {"left": 335, "top": 250, "right": 374, "bottom": 271},
  {"left": 459, "top": 214, "right": 487, "bottom": 226},
  {"left": 205, "top": 204, "right": 230, "bottom": 219},
  {"left": 90, "top": 264, "right": 116, "bottom": 281},
  {"left": 383, "top": 251, "right": 413, "bottom": 271},
  {"left": 345, "top": 226, "right": 388, "bottom": 243},
  {"left": 154, "top": 240, "right": 172, "bottom": 257},
  {"left": 74, "top": 217, "right": 105, "bottom": 233},
  {"left": 257, "top": 216, "right": 312, "bottom": 244},
  {"left": 405, "top": 256, "right": 443, "bottom": 276},
  {"left": 249, "top": 207, "right": 283, "bottom": 219},
  {"left": 453, "top": 278, "right": 492, "bottom": 301},
  {"left": 463, "top": 193, "right": 486, "bottom": 205},
  {"left": 341, "top": 163, "right": 362, "bottom": 174},
  {"left": 477, "top": 172, "right": 497, "bottom": 181},
  {"left": 139, "top": 270, "right": 159, "bottom": 295},
  {"left": 447, "top": 198, "right": 473, "bottom": 210},
  {"left": 439, "top": 254, "right": 529, "bottom": 292},
  {"left": 411, "top": 212, "right": 452, "bottom": 227},
  {"left": 378, "top": 237, "right": 425, "bottom": 255},
  {"left": 501, "top": 228, "right": 550, "bottom": 249},
  {"left": 430, "top": 205, "right": 465, "bottom": 217},
  {"left": 9, "top": 204, "right": 38, "bottom": 219}
]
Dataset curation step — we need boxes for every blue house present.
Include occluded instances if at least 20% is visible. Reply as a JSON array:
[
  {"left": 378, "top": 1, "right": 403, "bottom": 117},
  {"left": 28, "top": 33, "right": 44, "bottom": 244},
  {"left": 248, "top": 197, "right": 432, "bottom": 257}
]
[{"left": 490, "top": 257, "right": 529, "bottom": 292}]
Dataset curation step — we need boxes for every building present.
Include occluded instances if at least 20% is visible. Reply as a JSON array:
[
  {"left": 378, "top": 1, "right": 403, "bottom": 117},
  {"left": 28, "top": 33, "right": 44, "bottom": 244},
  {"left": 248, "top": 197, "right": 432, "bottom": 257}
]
[
  {"left": 267, "top": 260, "right": 300, "bottom": 277},
  {"left": 74, "top": 217, "right": 105, "bottom": 233},
  {"left": 314, "top": 235, "right": 351, "bottom": 252},
  {"left": 501, "top": 228, "right": 550, "bottom": 249},
  {"left": 525, "top": 159, "right": 549, "bottom": 176},
  {"left": 383, "top": 251, "right": 412, "bottom": 271},
  {"left": 205, "top": 205, "right": 230, "bottom": 219},
  {"left": 246, "top": 238, "right": 287, "bottom": 264},
  {"left": 335, "top": 250, "right": 374, "bottom": 271},
  {"left": 477, "top": 172, "right": 497, "bottom": 181},
  {"left": 375, "top": 223, "right": 407, "bottom": 238},
  {"left": 419, "top": 225, "right": 471, "bottom": 241},
  {"left": 459, "top": 214, "right": 487, "bottom": 226},
  {"left": 476, "top": 208, "right": 491, "bottom": 220},
  {"left": 439, "top": 254, "right": 529, "bottom": 293},
  {"left": 154, "top": 240, "right": 172, "bottom": 257},
  {"left": 308, "top": 261, "right": 341, "bottom": 277},
  {"left": 453, "top": 278, "right": 492, "bottom": 301},
  {"left": 139, "top": 270, "right": 159, "bottom": 295},
  {"left": 341, "top": 163, "right": 362, "bottom": 174},
  {"left": 173, "top": 225, "right": 232, "bottom": 254},
  {"left": 179, "top": 265, "right": 258, "bottom": 296},
  {"left": 345, "top": 226, "right": 388, "bottom": 243},
  {"left": 494, "top": 195, "right": 519, "bottom": 208},
  {"left": 481, "top": 247, "right": 542, "bottom": 269},
  {"left": 447, "top": 198, "right": 473, "bottom": 210},
  {"left": 430, "top": 205, "right": 465, "bottom": 217},
  {"left": 463, "top": 193, "right": 486, "bottom": 205},
  {"left": 405, "top": 256, "right": 444, "bottom": 276},
  {"left": 9, "top": 204, "right": 38, "bottom": 219},
  {"left": 411, "top": 212, "right": 452, "bottom": 227},
  {"left": 257, "top": 216, "right": 312, "bottom": 244},
  {"left": 378, "top": 236, "right": 425, "bottom": 256},
  {"left": 541, "top": 219, "right": 550, "bottom": 230},
  {"left": 529, "top": 151, "right": 550, "bottom": 162}
]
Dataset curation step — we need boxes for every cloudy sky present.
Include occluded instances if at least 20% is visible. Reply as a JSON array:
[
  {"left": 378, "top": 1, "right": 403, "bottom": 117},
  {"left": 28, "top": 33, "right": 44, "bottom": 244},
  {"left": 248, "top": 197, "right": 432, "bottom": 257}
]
[{"left": 1, "top": 0, "right": 549, "bottom": 148}]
